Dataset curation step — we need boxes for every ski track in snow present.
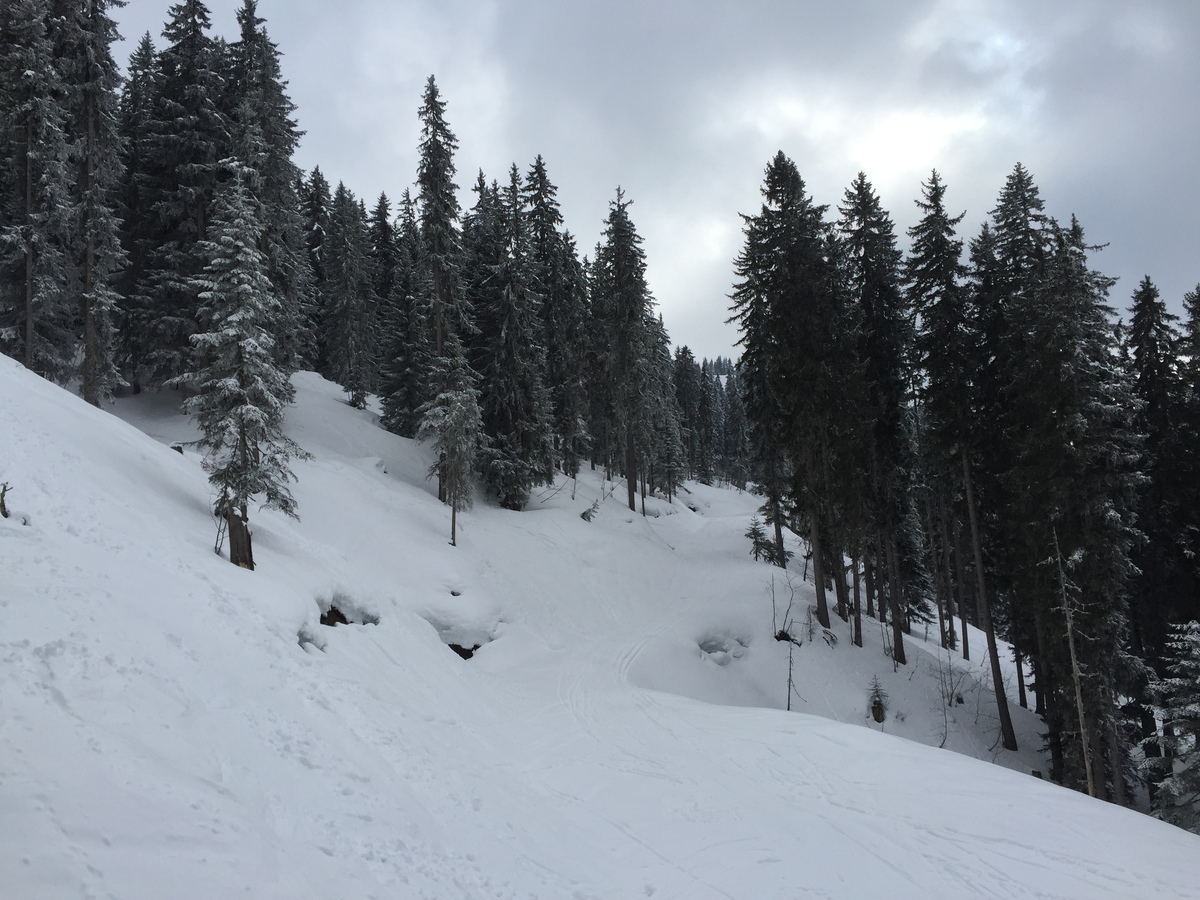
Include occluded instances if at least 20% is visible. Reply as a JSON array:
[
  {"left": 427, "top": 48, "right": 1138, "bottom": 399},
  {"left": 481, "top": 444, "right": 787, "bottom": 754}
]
[{"left": 2, "top": 358, "right": 1199, "bottom": 899}]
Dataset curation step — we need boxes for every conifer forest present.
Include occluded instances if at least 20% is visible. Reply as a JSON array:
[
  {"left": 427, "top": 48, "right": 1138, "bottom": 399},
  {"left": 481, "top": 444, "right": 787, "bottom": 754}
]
[{"left": 4, "top": 0, "right": 1200, "bottom": 838}]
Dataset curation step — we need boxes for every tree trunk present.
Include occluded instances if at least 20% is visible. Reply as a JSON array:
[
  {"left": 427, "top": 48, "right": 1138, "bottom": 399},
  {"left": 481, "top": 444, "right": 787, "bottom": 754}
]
[
  {"left": 225, "top": 502, "right": 254, "bottom": 570},
  {"left": 852, "top": 553, "right": 862, "bottom": 647},
  {"left": 24, "top": 124, "right": 35, "bottom": 372},
  {"left": 1015, "top": 647, "right": 1028, "bottom": 709},
  {"left": 885, "top": 532, "right": 906, "bottom": 665},
  {"left": 451, "top": 501, "right": 457, "bottom": 547},
  {"left": 952, "top": 515, "right": 970, "bottom": 660},
  {"left": 925, "top": 501, "right": 949, "bottom": 648},
  {"left": 962, "top": 447, "right": 1018, "bottom": 751},
  {"left": 864, "top": 548, "right": 876, "bottom": 619},
  {"left": 625, "top": 420, "right": 637, "bottom": 512},
  {"left": 809, "top": 505, "right": 831, "bottom": 629},
  {"left": 1108, "top": 717, "right": 1127, "bottom": 806},
  {"left": 833, "top": 546, "right": 849, "bottom": 621},
  {"left": 81, "top": 91, "right": 99, "bottom": 405},
  {"left": 937, "top": 500, "right": 958, "bottom": 651}
]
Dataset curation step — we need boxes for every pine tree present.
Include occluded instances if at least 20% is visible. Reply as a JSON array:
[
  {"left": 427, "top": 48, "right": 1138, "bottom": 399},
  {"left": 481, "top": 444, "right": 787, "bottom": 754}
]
[
  {"left": 414, "top": 76, "right": 478, "bottom": 509},
  {"left": 53, "top": 0, "right": 128, "bottom": 405},
  {"left": 114, "top": 32, "right": 158, "bottom": 385},
  {"left": 379, "top": 189, "right": 430, "bottom": 437},
  {"left": 417, "top": 350, "right": 482, "bottom": 546},
  {"left": 592, "top": 188, "right": 655, "bottom": 512},
  {"left": 0, "top": 0, "right": 76, "bottom": 379},
  {"left": 524, "top": 155, "right": 589, "bottom": 476},
  {"left": 321, "top": 182, "right": 377, "bottom": 407},
  {"left": 906, "top": 170, "right": 972, "bottom": 658},
  {"left": 416, "top": 75, "right": 468, "bottom": 357},
  {"left": 135, "top": 0, "right": 230, "bottom": 386},
  {"left": 839, "top": 171, "right": 922, "bottom": 661},
  {"left": 1127, "top": 276, "right": 1187, "bottom": 663},
  {"left": 226, "top": 0, "right": 313, "bottom": 371},
  {"left": 1146, "top": 621, "right": 1200, "bottom": 832},
  {"left": 176, "top": 159, "right": 305, "bottom": 565},
  {"left": 473, "top": 165, "right": 555, "bottom": 509}
]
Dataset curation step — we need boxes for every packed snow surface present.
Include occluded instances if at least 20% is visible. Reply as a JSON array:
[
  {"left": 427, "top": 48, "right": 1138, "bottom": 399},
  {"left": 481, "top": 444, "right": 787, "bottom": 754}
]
[{"left": 2, "top": 355, "right": 1198, "bottom": 899}]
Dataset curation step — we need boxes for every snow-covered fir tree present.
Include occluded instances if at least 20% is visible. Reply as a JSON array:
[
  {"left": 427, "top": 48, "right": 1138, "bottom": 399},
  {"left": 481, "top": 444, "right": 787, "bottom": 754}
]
[
  {"left": 176, "top": 159, "right": 305, "bottom": 534},
  {"left": 0, "top": 0, "right": 76, "bottom": 380}
]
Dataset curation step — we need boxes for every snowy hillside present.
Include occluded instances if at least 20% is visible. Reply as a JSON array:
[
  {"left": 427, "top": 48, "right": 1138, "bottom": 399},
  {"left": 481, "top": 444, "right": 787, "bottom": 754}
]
[{"left": 3, "top": 354, "right": 1199, "bottom": 899}]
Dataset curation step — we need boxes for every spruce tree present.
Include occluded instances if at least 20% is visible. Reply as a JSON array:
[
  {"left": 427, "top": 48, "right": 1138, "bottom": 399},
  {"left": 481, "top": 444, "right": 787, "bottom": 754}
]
[
  {"left": 51, "top": 0, "right": 127, "bottom": 404},
  {"left": 473, "top": 165, "right": 555, "bottom": 509},
  {"left": 839, "top": 171, "right": 922, "bottom": 661},
  {"left": 1127, "top": 276, "right": 1187, "bottom": 663},
  {"left": 592, "top": 188, "right": 655, "bottom": 512},
  {"left": 1146, "top": 621, "right": 1200, "bottom": 832},
  {"left": 135, "top": 0, "right": 230, "bottom": 386},
  {"left": 226, "top": 0, "right": 313, "bottom": 371},
  {"left": 0, "top": 0, "right": 76, "bottom": 379},
  {"left": 321, "top": 182, "right": 377, "bottom": 407},
  {"left": 414, "top": 76, "right": 478, "bottom": 510},
  {"left": 524, "top": 155, "right": 589, "bottom": 476},
  {"left": 417, "top": 350, "right": 482, "bottom": 546},
  {"left": 177, "top": 159, "right": 305, "bottom": 562},
  {"left": 379, "top": 189, "right": 430, "bottom": 437},
  {"left": 114, "top": 32, "right": 159, "bottom": 385}
]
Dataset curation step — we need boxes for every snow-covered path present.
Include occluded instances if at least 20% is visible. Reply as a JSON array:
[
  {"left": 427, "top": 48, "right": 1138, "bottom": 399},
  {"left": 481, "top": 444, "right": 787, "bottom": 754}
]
[{"left": 3, "top": 357, "right": 1198, "bottom": 899}]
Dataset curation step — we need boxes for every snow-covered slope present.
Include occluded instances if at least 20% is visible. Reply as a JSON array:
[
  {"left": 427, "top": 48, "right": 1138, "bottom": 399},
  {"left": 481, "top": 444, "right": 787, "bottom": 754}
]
[{"left": 2, "top": 354, "right": 1198, "bottom": 899}]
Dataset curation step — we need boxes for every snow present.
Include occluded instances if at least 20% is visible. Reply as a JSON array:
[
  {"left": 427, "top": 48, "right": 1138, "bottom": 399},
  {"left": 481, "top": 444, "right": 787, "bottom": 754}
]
[{"left": 2, "top": 353, "right": 1198, "bottom": 899}]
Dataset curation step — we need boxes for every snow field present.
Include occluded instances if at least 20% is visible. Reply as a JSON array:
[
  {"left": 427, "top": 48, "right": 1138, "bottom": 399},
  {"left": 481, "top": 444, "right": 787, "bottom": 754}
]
[{"left": 2, "top": 355, "right": 1199, "bottom": 898}]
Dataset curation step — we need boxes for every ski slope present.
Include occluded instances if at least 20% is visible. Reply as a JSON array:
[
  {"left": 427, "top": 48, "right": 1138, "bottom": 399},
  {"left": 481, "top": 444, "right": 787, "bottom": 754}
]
[{"left": 2, "top": 354, "right": 1198, "bottom": 899}]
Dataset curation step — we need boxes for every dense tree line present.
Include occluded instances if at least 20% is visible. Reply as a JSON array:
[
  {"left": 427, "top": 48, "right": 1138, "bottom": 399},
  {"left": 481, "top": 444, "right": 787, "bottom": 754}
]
[
  {"left": 731, "top": 151, "right": 1200, "bottom": 825},
  {"left": 0, "top": 1, "right": 743, "bottom": 547}
]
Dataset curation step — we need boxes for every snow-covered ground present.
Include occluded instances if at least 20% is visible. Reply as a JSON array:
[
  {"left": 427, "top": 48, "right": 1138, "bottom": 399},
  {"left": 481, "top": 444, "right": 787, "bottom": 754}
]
[{"left": 3, "top": 354, "right": 1198, "bottom": 899}]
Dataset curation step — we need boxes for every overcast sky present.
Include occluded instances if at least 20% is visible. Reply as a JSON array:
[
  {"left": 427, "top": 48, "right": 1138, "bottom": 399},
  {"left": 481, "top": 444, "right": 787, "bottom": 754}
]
[{"left": 112, "top": 0, "right": 1200, "bottom": 361}]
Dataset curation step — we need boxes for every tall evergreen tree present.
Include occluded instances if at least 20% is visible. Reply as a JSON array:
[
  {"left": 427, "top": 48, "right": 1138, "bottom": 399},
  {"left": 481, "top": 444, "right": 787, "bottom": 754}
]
[
  {"left": 414, "top": 76, "right": 478, "bottom": 508},
  {"left": 114, "top": 31, "right": 158, "bottom": 384},
  {"left": 52, "top": 0, "right": 127, "bottom": 404},
  {"left": 592, "top": 188, "right": 655, "bottom": 512},
  {"left": 1127, "top": 276, "right": 1187, "bottom": 663},
  {"left": 473, "top": 165, "right": 555, "bottom": 509},
  {"left": 226, "top": 0, "right": 312, "bottom": 371},
  {"left": 0, "top": 0, "right": 76, "bottom": 379},
  {"left": 1146, "top": 621, "right": 1200, "bottom": 831},
  {"left": 321, "top": 182, "right": 377, "bottom": 407},
  {"left": 840, "top": 171, "right": 922, "bottom": 662},
  {"left": 524, "top": 155, "right": 589, "bottom": 476},
  {"left": 176, "top": 160, "right": 305, "bottom": 561},
  {"left": 134, "top": 0, "right": 230, "bottom": 386},
  {"left": 379, "top": 189, "right": 430, "bottom": 437}
]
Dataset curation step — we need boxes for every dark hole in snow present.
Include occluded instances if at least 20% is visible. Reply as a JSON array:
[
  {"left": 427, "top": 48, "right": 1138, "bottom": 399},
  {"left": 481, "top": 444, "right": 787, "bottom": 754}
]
[
  {"left": 448, "top": 642, "right": 480, "bottom": 660},
  {"left": 317, "top": 593, "right": 379, "bottom": 627},
  {"left": 450, "top": 590, "right": 462, "bottom": 597},
  {"left": 320, "top": 606, "right": 350, "bottom": 627},
  {"left": 171, "top": 443, "right": 184, "bottom": 454}
]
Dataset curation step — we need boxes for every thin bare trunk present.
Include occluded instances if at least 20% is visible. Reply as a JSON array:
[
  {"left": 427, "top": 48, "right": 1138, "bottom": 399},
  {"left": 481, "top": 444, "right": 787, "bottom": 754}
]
[
  {"left": 952, "top": 516, "right": 970, "bottom": 660},
  {"left": 1056, "top": 527, "right": 1094, "bottom": 797},
  {"left": 809, "top": 506, "right": 831, "bottom": 629},
  {"left": 852, "top": 553, "right": 862, "bottom": 647},
  {"left": 864, "top": 549, "right": 876, "bottom": 619},
  {"left": 885, "top": 533, "right": 906, "bottom": 665},
  {"left": 24, "top": 126, "right": 34, "bottom": 371},
  {"left": 963, "top": 447, "right": 1017, "bottom": 751}
]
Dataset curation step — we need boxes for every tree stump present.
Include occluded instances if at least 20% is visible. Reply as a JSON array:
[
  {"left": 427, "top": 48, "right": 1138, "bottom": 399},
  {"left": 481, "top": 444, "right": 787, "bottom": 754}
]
[{"left": 225, "top": 503, "right": 254, "bottom": 570}]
